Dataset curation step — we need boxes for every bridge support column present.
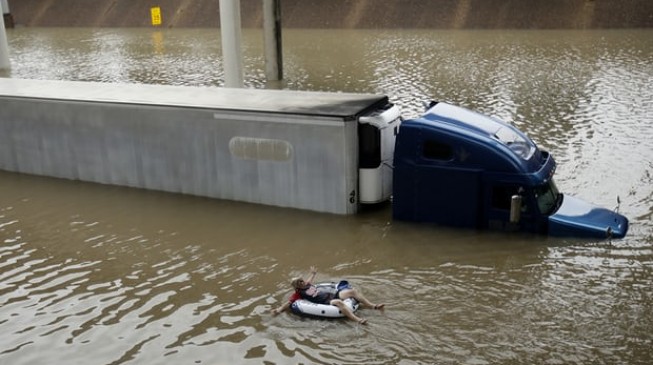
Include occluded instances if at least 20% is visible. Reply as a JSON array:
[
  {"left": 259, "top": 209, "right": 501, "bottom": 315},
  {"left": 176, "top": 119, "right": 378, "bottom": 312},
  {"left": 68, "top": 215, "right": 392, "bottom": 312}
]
[
  {"left": 0, "top": 0, "right": 11, "bottom": 70},
  {"left": 1, "top": 0, "right": 12, "bottom": 28},
  {"left": 219, "top": 0, "right": 244, "bottom": 88},
  {"left": 263, "top": 0, "right": 283, "bottom": 82}
]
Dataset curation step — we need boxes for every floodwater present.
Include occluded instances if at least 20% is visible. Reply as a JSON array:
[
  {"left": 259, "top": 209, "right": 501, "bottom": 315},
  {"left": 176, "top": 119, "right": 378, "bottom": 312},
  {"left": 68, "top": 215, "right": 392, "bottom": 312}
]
[{"left": 1, "top": 27, "right": 652, "bottom": 364}]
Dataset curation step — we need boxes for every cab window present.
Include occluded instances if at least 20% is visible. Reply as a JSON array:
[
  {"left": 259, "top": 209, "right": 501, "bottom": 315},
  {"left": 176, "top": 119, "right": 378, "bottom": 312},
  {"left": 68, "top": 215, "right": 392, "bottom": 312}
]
[
  {"left": 491, "top": 185, "right": 528, "bottom": 212},
  {"left": 423, "top": 140, "right": 453, "bottom": 161}
]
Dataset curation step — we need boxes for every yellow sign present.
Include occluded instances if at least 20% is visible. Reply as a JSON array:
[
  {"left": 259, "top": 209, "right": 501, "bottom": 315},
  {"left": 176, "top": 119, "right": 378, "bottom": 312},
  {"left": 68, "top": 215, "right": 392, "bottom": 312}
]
[{"left": 150, "top": 7, "right": 162, "bottom": 26}]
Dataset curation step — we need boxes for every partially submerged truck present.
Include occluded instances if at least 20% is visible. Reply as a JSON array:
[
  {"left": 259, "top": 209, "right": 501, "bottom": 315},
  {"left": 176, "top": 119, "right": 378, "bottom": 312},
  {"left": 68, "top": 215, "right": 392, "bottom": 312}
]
[
  {"left": 0, "top": 78, "right": 628, "bottom": 239},
  {"left": 393, "top": 101, "right": 628, "bottom": 238}
]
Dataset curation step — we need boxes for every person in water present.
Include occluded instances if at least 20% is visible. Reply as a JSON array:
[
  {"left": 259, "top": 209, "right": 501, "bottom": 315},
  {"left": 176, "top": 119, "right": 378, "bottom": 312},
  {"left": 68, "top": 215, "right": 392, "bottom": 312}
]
[{"left": 271, "top": 266, "right": 385, "bottom": 325}]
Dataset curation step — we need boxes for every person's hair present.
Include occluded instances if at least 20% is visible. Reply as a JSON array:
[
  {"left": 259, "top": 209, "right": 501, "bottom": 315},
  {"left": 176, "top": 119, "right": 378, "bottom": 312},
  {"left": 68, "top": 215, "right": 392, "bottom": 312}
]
[{"left": 291, "top": 277, "right": 303, "bottom": 289}]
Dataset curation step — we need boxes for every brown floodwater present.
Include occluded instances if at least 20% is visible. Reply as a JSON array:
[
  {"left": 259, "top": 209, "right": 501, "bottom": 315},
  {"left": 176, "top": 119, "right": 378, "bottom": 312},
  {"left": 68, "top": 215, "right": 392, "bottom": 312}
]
[{"left": 1, "top": 28, "right": 652, "bottom": 364}]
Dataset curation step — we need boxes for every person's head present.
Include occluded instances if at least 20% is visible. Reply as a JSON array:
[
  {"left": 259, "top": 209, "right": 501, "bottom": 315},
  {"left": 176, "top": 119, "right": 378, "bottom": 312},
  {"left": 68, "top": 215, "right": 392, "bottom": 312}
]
[{"left": 291, "top": 277, "right": 307, "bottom": 290}]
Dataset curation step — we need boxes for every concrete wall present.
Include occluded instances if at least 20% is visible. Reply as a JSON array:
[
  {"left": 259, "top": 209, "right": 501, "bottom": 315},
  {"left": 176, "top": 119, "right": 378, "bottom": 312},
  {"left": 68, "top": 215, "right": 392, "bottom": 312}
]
[{"left": 7, "top": 0, "right": 653, "bottom": 29}]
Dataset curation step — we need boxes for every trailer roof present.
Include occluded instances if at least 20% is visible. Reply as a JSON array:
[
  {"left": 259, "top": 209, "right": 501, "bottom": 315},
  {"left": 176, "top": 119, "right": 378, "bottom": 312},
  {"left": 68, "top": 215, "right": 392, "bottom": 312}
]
[{"left": 0, "top": 78, "right": 389, "bottom": 120}]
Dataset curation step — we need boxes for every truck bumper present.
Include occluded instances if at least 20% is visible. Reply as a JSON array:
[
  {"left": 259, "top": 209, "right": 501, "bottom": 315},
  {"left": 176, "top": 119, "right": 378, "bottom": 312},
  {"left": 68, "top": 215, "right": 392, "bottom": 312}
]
[{"left": 548, "top": 195, "right": 629, "bottom": 239}]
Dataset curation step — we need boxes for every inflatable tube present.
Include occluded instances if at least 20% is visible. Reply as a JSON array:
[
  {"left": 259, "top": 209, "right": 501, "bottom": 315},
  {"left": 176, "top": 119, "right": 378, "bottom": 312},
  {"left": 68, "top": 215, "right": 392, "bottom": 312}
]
[{"left": 290, "top": 282, "right": 359, "bottom": 318}]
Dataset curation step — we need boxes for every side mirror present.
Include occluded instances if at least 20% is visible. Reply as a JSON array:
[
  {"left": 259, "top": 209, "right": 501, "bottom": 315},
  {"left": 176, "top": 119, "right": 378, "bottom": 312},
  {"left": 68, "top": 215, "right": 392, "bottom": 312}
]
[{"left": 510, "top": 195, "right": 523, "bottom": 223}]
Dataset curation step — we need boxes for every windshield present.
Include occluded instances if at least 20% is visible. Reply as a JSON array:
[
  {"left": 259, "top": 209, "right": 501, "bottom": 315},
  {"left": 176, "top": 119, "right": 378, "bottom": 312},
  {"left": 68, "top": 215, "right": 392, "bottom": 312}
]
[
  {"left": 494, "top": 126, "right": 535, "bottom": 160},
  {"left": 534, "top": 180, "right": 562, "bottom": 215}
]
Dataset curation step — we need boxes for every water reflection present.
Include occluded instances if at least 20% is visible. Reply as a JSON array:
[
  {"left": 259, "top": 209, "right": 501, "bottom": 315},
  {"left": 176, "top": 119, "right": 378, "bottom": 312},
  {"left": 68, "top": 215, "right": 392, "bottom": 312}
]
[{"left": 1, "top": 28, "right": 652, "bottom": 364}]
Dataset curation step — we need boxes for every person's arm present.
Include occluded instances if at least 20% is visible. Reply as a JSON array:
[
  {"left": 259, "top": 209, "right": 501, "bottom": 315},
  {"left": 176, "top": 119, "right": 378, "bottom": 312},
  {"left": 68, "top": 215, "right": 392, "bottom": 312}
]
[
  {"left": 271, "top": 301, "right": 291, "bottom": 315},
  {"left": 306, "top": 266, "right": 317, "bottom": 283}
]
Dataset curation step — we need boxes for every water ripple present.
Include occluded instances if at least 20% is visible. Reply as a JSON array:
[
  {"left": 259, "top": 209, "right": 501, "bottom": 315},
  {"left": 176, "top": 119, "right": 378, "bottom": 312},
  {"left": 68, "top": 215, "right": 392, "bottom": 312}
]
[{"left": 2, "top": 28, "right": 652, "bottom": 364}]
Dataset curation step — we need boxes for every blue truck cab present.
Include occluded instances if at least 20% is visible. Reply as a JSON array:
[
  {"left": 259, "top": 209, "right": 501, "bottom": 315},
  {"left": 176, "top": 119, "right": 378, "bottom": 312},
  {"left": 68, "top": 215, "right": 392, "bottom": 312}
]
[{"left": 392, "top": 101, "right": 628, "bottom": 239}]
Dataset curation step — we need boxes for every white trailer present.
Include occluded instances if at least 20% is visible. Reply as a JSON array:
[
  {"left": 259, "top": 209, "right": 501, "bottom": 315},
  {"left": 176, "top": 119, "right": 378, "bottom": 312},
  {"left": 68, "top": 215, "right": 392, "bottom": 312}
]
[{"left": 0, "top": 78, "right": 400, "bottom": 214}]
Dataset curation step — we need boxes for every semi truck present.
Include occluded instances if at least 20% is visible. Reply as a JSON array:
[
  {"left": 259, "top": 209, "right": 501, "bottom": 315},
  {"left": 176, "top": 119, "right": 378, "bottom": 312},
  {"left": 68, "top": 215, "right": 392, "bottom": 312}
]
[
  {"left": 0, "top": 78, "right": 628, "bottom": 239},
  {"left": 393, "top": 101, "right": 628, "bottom": 238}
]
